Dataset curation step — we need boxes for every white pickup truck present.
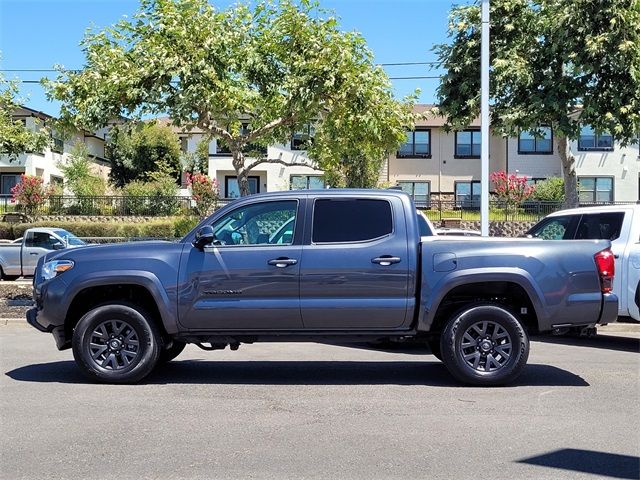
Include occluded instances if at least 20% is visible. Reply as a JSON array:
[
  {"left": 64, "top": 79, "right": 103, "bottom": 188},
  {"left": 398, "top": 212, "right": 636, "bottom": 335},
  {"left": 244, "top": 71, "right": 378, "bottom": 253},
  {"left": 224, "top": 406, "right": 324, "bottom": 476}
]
[
  {"left": 0, "top": 228, "right": 85, "bottom": 280},
  {"left": 527, "top": 204, "right": 640, "bottom": 321}
]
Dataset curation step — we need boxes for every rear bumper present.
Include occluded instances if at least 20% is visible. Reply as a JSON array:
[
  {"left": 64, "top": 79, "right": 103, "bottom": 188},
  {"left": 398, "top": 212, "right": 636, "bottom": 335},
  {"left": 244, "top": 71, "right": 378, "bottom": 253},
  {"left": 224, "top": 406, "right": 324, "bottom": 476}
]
[{"left": 598, "top": 293, "right": 619, "bottom": 325}]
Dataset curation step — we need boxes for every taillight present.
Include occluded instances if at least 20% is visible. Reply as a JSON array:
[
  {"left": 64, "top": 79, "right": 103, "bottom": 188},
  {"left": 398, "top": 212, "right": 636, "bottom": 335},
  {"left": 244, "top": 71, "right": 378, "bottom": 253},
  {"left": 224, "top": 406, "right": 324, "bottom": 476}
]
[{"left": 594, "top": 249, "right": 615, "bottom": 293}]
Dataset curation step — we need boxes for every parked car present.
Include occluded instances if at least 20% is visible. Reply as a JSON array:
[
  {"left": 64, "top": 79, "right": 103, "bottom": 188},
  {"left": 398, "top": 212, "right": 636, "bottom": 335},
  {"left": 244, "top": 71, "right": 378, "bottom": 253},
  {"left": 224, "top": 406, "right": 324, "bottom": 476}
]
[
  {"left": 28, "top": 190, "right": 616, "bottom": 386},
  {"left": 526, "top": 204, "right": 639, "bottom": 322},
  {"left": 0, "top": 228, "right": 85, "bottom": 280}
]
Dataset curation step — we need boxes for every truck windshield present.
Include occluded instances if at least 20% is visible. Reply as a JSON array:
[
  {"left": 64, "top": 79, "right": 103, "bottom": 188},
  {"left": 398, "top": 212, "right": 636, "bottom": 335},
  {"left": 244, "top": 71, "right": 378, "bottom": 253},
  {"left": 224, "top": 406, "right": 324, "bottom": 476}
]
[{"left": 53, "top": 230, "right": 86, "bottom": 246}]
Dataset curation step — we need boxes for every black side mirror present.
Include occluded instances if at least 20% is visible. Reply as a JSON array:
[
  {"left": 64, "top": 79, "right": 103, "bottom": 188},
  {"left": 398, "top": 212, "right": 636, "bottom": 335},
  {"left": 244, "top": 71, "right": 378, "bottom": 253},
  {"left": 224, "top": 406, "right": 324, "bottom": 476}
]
[
  {"left": 193, "top": 226, "right": 215, "bottom": 250},
  {"left": 52, "top": 242, "right": 65, "bottom": 250}
]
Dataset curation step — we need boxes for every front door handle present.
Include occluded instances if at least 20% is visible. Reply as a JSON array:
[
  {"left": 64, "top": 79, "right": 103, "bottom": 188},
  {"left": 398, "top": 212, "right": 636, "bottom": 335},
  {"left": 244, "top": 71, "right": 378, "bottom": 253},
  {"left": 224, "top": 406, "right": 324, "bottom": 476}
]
[
  {"left": 372, "top": 256, "right": 401, "bottom": 266},
  {"left": 29, "top": 252, "right": 39, "bottom": 256},
  {"left": 267, "top": 257, "right": 298, "bottom": 268}
]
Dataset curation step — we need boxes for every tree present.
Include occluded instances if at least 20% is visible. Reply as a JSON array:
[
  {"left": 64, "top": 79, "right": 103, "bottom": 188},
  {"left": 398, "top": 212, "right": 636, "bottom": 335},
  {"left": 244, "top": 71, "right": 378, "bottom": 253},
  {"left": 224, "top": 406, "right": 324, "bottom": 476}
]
[
  {"left": 45, "top": 0, "right": 413, "bottom": 196},
  {"left": 434, "top": 0, "right": 640, "bottom": 207},
  {"left": 490, "top": 170, "right": 535, "bottom": 206},
  {"left": 0, "top": 74, "right": 50, "bottom": 158},
  {"left": 11, "top": 175, "right": 52, "bottom": 214},
  {"left": 107, "top": 122, "right": 182, "bottom": 187},
  {"left": 58, "top": 143, "right": 107, "bottom": 196}
]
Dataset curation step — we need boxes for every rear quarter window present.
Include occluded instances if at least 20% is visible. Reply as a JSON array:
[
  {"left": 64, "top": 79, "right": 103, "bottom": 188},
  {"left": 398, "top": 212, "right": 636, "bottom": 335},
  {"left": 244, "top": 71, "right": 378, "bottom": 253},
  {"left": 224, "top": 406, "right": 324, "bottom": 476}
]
[
  {"left": 528, "top": 215, "right": 578, "bottom": 240},
  {"left": 312, "top": 198, "right": 393, "bottom": 243}
]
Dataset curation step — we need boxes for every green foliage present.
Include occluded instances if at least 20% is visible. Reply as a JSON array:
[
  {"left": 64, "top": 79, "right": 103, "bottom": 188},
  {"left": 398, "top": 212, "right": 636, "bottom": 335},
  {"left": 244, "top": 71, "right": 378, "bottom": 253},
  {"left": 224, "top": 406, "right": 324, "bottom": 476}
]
[
  {"left": 173, "top": 216, "right": 199, "bottom": 237},
  {"left": 8, "top": 220, "right": 177, "bottom": 240},
  {"left": 531, "top": 177, "right": 565, "bottom": 202},
  {"left": 187, "top": 173, "right": 219, "bottom": 217},
  {"left": 107, "top": 122, "right": 182, "bottom": 187},
  {"left": 45, "top": 0, "right": 414, "bottom": 196},
  {"left": 434, "top": 0, "right": 640, "bottom": 206},
  {"left": 58, "top": 143, "right": 107, "bottom": 196},
  {"left": 10, "top": 175, "right": 52, "bottom": 215},
  {"left": 0, "top": 73, "right": 50, "bottom": 157}
]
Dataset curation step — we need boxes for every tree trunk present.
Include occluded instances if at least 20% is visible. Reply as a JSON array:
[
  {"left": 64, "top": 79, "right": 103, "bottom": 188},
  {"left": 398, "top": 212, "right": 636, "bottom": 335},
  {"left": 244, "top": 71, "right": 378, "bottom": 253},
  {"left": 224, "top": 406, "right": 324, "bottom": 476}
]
[
  {"left": 557, "top": 136, "right": 579, "bottom": 208},
  {"left": 231, "top": 150, "right": 251, "bottom": 197}
]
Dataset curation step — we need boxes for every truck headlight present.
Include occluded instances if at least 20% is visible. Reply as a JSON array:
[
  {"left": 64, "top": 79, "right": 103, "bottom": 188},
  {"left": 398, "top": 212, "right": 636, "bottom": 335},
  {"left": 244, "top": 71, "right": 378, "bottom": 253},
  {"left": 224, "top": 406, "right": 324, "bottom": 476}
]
[{"left": 42, "top": 260, "right": 74, "bottom": 280}]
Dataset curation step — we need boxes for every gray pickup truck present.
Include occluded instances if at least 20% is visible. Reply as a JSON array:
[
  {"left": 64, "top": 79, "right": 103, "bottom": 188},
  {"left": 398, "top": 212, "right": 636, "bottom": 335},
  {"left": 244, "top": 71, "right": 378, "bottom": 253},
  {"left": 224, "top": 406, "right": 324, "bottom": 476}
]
[
  {"left": 0, "top": 228, "right": 85, "bottom": 280},
  {"left": 27, "top": 190, "right": 617, "bottom": 386}
]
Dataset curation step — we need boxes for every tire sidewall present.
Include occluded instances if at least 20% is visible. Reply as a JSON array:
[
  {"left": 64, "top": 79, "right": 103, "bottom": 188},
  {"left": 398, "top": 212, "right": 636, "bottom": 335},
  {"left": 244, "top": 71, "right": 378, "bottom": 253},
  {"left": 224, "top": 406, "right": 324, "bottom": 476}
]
[
  {"left": 440, "top": 304, "right": 530, "bottom": 386},
  {"left": 72, "top": 304, "right": 161, "bottom": 383}
]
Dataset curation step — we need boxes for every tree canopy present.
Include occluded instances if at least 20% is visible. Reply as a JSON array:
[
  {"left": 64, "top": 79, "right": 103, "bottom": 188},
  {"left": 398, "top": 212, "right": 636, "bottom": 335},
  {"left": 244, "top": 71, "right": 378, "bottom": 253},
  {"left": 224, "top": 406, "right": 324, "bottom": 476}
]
[
  {"left": 434, "top": 0, "right": 640, "bottom": 206},
  {"left": 1, "top": 74, "right": 50, "bottom": 158},
  {"left": 107, "top": 122, "right": 182, "bottom": 187},
  {"left": 44, "top": 0, "right": 414, "bottom": 195}
]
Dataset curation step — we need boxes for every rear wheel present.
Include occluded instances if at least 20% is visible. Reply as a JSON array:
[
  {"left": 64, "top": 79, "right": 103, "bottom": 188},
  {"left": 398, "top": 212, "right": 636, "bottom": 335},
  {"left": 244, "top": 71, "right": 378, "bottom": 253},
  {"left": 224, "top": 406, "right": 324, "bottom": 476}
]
[
  {"left": 0, "top": 267, "right": 19, "bottom": 281},
  {"left": 440, "top": 304, "right": 529, "bottom": 386},
  {"left": 72, "top": 304, "right": 161, "bottom": 383}
]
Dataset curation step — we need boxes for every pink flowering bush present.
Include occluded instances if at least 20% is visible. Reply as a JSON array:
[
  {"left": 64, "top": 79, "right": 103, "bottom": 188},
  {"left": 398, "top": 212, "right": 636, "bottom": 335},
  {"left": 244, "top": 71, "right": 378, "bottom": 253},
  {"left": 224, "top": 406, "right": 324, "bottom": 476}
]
[
  {"left": 11, "top": 175, "right": 53, "bottom": 215},
  {"left": 187, "top": 173, "right": 219, "bottom": 216},
  {"left": 490, "top": 171, "right": 536, "bottom": 206}
]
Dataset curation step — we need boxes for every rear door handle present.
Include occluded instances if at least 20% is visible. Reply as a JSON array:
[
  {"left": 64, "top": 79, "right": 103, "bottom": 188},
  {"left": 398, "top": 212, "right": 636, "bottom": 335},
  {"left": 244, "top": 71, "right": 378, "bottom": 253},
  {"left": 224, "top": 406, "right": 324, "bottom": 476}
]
[
  {"left": 267, "top": 257, "right": 298, "bottom": 268},
  {"left": 372, "top": 256, "right": 401, "bottom": 266}
]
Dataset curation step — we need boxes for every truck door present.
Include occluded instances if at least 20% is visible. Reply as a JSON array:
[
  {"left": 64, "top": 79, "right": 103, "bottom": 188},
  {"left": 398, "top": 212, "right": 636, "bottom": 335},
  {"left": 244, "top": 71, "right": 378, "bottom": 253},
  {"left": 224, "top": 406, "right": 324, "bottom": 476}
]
[
  {"left": 22, "top": 231, "right": 61, "bottom": 275},
  {"left": 177, "top": 198, "right": 304, "bottom": 330},
  {"left": 299, "top": 196, "right": 410, "bottom": 329}
]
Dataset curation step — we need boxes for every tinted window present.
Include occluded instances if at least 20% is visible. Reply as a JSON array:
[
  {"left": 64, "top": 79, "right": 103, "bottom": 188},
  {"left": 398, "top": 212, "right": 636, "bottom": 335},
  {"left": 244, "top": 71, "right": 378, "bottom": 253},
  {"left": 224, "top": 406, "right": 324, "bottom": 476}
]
[
  {"left": 312, "top": 199, "right": 393, "bottom": 243},
  {"left": 25, "top": 232, "right": 59, "bottom": 249},
  {"left": 575, "top": 213, "right": 624, "bottom": 240},
  {"left": 211, "top": 200, "right": 297, "bottom": 246},
  {"left": 528, "top": 215, "right": 576, "bottom": 240}
]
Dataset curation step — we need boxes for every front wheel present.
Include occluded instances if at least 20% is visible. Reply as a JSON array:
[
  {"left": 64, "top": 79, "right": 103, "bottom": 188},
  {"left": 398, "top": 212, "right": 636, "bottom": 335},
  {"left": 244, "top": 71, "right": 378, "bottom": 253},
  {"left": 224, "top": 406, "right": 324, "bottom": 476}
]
[
  {"left": 72, "top": 304, "right": 162, "bottom": 383},
  {"left": 440, "top": 304, "right": 529, "bottom": 386}
]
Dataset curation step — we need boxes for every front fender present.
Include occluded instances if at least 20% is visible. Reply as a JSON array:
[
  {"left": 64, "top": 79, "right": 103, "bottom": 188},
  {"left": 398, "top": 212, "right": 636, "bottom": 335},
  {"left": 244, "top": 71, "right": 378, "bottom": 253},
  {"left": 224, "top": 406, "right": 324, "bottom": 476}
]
[{"left": 62, "top": 270, "right": 178, "bottom": 334}]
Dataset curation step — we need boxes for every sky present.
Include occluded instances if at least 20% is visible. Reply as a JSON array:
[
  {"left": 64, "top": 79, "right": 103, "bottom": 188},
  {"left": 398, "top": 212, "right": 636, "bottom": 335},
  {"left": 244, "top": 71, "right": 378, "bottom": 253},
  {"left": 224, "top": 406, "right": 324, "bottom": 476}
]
[{"left": 0, "top": 0, "right": 466, "bottom": 117}]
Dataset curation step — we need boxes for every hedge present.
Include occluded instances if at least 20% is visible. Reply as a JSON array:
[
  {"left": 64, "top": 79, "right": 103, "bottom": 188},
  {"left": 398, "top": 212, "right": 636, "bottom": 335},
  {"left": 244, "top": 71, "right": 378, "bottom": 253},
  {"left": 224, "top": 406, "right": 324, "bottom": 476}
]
[{"left": 0, "top": 216, "right": 201, "bottom": 240}]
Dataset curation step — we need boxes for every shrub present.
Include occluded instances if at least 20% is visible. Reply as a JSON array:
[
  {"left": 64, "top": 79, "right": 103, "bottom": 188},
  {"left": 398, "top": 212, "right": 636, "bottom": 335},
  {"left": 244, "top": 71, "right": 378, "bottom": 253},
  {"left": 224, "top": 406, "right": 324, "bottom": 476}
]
[
  {"left": 173, "top": 216, "right": 199, "bottom": 237},
  {"left": 10, "top": 220, "right": 177, "bottom": 240},
  {"left": 187, "top": 173, "right": 219, "bottom": 217},
  {"left": 11, "top": 175, "right": 52, "bottom": 214},
  {"left": 490, "top": 171, "right": 536, "bottom": 206},
  {"left": 531, "top": 177, "right": 565, "bottom": 202}
]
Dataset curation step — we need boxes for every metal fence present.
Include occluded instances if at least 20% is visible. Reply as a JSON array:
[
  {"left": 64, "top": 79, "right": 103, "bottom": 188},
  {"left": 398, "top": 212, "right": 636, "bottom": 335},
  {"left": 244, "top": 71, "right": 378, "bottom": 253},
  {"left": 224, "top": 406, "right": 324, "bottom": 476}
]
[{"left": 419, "top": 199, "right": 638, "bottom": 223}]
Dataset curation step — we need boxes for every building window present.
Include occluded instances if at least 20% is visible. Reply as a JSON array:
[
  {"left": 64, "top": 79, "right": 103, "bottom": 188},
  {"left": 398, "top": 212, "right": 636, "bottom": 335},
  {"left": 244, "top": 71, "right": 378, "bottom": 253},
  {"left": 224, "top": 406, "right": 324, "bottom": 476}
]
[
  {"left": 291, "top": 124, "right": 315, "bottom": 151},
  {"left": 525, "top": 177, "right": 547, "bottom": 186},
  {"left": 180, "top": 137, "right": 189, "bottom": 153},
  {"left": 578, "top": 177, "right": 614, "bottom": 203},
  {"left": 518, "top": 127, "right": 552, "bottom": 153},
  {"left": 0, "top": 174, "right": 20, "bottom": 196},
  {"left": 455, "top": 180, "right": 481, "bottom": 208},
  {"left": 455, "top": 130, "right": 481, "bottom": 158},
  {"left": 50, "top": 176, "right": 63, "bottom": 187},
  {"left": 397, "top": 181, "right": 430, "bottom": 207},
  {"left": 290, "top": 175, "right": 325, "bottom": 190},
  {"left": 225, "top": 175, "right": 260, "bottom": 198},
  {"left": 578, "top": 126, "right": 613, "bottom": 151},
  {"left": 397, "top": 129, "right": 431, "bottom": 158},
  {"left": 51, "top": 136, "right": 64, "bottom": 154}
]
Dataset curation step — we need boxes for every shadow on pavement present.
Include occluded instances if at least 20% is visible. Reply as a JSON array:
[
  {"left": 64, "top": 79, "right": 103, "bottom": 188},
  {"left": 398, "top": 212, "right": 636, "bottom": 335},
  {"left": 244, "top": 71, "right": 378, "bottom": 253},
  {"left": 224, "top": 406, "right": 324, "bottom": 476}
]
[
  {"left": 534, "top": 334, "right": 640, "bottom": 353},
  {"left": 6, "top": 360, "right": 589, "bottom": 387},
  {"left": 518, "top": 448, "right": 639, "bottom": 479}
]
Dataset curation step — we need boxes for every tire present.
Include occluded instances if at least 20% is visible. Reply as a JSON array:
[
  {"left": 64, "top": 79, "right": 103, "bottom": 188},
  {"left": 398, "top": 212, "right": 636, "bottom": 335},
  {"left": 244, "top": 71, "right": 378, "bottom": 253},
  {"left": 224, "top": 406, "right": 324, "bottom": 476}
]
[
  {"left": 427, "top": 338, "right": 443, "bottom": 361},
  {"left": 158, "top": 340, "right": 187, "bottom": 364},
  {"left": 0, "top": 267, "right": 19, "bottom": 281},
  {"left": 440, "top": 304, "right": 529, "bottom": 386},
  {"left": 72, "top": 304, "right": 162, "bottom": 384}
]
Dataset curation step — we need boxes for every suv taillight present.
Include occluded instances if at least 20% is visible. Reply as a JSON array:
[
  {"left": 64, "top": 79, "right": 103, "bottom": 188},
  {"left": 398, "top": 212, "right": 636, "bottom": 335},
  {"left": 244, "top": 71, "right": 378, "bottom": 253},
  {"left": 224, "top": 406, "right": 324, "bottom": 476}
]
[{"left": 594, "top": 249, "right": 615, "bottom": 293}]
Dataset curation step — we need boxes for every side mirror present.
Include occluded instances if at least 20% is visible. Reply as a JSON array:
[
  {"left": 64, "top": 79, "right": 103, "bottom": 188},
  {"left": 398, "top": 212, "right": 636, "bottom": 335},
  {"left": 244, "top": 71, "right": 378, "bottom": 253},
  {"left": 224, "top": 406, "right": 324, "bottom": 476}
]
[
  {"left": 193, "top": 226, "right": 215, "bottom": 250},
  {"left": 52, "top": 241, "right": 65, "bottom": 250}
]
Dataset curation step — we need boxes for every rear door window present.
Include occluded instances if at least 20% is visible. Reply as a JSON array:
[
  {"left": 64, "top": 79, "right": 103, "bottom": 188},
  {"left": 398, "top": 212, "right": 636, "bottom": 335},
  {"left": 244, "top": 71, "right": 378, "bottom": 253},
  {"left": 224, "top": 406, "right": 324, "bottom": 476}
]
[
  {"left": 575, "top": 212, "right": 624, "bottom": 240},
  {"left": 312, "top": 199, "right": 393, "bottom": 243}
]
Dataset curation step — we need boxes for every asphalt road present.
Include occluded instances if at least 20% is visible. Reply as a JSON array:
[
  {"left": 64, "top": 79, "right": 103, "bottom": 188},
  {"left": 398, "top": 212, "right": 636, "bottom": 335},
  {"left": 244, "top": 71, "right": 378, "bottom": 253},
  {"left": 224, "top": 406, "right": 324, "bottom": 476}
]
[{"left": 1, "top": 322, "right": 638, "bottom": 480}]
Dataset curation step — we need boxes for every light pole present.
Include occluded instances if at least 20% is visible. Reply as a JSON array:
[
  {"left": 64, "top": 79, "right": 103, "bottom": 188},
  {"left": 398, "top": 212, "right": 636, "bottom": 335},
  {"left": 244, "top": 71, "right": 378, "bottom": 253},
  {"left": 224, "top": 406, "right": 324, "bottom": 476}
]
[{"left": 480, "top": 0, "right": 490, "bottom": 236}]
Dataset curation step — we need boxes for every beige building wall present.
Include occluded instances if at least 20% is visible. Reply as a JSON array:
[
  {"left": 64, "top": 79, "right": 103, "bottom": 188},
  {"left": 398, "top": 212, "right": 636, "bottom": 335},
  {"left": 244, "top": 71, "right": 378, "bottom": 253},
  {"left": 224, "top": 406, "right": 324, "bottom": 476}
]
[{"left": 506, "top": 137, "right": 562, "bottom": 179}]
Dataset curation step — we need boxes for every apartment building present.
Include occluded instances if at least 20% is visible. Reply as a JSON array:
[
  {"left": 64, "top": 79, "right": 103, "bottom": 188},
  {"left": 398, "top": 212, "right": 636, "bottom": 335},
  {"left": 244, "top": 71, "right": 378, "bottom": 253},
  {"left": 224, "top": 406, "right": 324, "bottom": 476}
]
[
  {"left": 161, "top": 119, "right": 323, "bottom": 198},
  {"left": 384, "top": 105, "right": 640, "bottom": 204},
  {"left": 0, "top": 106, "right": 110, "bottom": 196}
]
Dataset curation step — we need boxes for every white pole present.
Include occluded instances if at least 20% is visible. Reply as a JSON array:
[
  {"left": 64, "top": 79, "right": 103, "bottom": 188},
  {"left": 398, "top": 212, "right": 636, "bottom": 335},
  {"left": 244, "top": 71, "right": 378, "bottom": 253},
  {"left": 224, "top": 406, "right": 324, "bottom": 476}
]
[{"left": 480, "top": 0, "right": 490, "bottom": 236}]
